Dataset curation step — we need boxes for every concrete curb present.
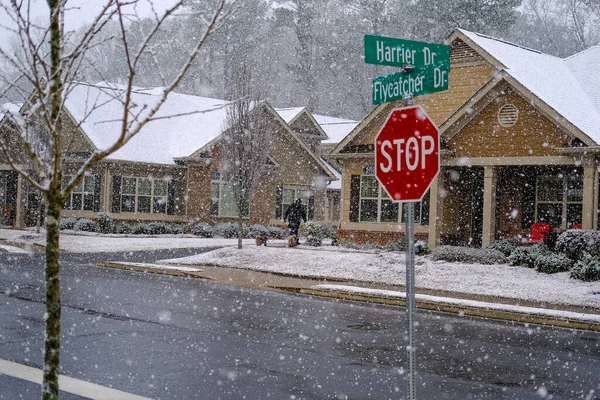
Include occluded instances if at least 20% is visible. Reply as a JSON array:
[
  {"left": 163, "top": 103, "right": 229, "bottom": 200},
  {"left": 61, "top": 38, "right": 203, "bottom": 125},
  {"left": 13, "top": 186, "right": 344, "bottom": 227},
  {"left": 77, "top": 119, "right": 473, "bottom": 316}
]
[
  {"left": 97, "top": 261, "right": 600, "bottom": 332},
  {"left": 303, "top": 285, "right": 600, "bottom": 332}
]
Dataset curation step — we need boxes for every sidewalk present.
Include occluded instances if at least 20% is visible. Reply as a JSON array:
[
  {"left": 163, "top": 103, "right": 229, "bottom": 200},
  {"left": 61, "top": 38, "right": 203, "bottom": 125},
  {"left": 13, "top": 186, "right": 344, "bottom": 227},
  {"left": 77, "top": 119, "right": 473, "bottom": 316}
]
[{"left": 98, "top": 258, "right": 600, "bottom": 332}]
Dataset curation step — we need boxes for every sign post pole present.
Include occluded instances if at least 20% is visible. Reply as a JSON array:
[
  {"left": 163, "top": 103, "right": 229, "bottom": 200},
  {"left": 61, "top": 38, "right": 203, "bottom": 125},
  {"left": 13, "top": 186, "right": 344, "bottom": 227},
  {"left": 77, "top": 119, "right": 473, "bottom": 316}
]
[
  {"left": 406, "top": 201, "right": 416, "bottom": 400},
  {"left": 367, "top": 34, "right": 446, "bottom": 400}
]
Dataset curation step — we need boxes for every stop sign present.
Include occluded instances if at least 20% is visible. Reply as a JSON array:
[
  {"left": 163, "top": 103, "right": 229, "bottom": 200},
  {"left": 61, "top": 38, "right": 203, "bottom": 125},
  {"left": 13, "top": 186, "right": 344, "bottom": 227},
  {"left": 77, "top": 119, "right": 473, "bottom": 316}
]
[{"left": 375, "top": 105, "right": 440, "bottom": 202}]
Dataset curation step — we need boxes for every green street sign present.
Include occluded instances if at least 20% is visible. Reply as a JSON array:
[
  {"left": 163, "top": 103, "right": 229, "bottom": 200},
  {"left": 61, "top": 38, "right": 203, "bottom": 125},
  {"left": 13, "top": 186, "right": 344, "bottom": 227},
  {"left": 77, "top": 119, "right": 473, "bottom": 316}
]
[
  {"left": 372, "top": 65, "right": 449, "bottom": 105},
  {"left": 365, "top": 34, "right": 451, "bottom": 104},
  {"left": 364, "top": 34, "right": 450, "bottom": 69}
]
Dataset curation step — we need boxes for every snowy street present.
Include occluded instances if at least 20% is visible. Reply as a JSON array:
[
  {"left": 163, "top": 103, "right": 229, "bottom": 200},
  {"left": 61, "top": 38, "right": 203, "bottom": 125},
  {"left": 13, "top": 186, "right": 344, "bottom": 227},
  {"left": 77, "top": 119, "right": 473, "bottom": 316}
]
[{"left": 1, "top": 249, "right": 599, "bottom": 399}]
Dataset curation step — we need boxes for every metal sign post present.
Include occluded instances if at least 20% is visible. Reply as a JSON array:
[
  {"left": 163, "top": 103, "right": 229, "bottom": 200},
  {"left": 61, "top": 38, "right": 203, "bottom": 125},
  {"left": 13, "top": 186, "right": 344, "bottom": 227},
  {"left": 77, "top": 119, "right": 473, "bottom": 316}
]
[{"left": 406, "top": 201, "right": 416, "bottom": 400}]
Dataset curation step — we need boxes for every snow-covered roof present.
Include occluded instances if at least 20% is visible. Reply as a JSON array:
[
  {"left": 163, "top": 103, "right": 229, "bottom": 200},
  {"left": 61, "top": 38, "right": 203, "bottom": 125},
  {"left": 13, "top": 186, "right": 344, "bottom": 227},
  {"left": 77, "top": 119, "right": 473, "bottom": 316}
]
[
  {"left": 321, "top": 157, "right": 341, "bottom": 190},
  {"left": 313, "top": 114, "right": 360, "bottom": 144},
  {"left": 274, "top": 107, "right": 305, "bottom": 123},
  {"left": 458, "top": 29, "right": 600, "bottom": 144},
  {"left": 65, "top": 82, "right": 229, "bottom": 165}
]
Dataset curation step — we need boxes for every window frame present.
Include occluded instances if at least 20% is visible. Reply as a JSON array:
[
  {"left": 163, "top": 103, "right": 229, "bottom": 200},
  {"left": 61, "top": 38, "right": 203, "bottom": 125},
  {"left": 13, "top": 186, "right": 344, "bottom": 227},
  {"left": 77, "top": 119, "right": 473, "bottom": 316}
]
[
  {"left": 280, "top": 187, "right": 310, "bottom": 220},
  {"left": 120, "top": 176, "right": 168, "bottom": 214},
  {"left": 535, "top": 174, "right": 582, "bottom": 229},
  {"left": 210, "top": 172, "right": 239, "bottom": 217},
  {"left": 358, "top": 174, "right": 426, "bottom": 224},
  {"left": 63, "top": 175, "right": 96, "bottom": 211}
]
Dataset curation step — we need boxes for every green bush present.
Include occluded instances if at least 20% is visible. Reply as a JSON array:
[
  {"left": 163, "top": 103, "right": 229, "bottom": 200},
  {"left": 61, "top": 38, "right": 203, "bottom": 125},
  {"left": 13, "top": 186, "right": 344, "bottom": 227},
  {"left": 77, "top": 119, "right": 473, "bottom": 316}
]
[
  {"left": 97, "top": 212, "right": 113, "bottom": 234},
  {"left": 385, "top": 237, "right": 406, "bottom": 252},
  {"left": 430, "top": 246, "right": 506, "bottom": 264},
  {"left": 556, "top": 230, "right": 600, "bottom": 260},
  {"left": 570, "top": 253, "right": 600, "bottom": 281},
  {"left": 192, "top": 223, "right": 213, "bottom": 238},
  {"left": 534, "top": 253, "right": 573, "bottom": 274},
  {"left": 247, "top": 224, "right": 269, "bottom": 238},
  {"left": 132, "top": 223, "right": 151, "bottom": 235},
  {"left": 319, "top": 224, "right": 337, "bottom": 240},
  {"left": 415, "top": 240, "right": 429, "bottom": 256},
  {"left": 60, "top": 217, "right": 77, "bottom": 230},
  {"left": 267, "top": 226, "right": 286, "bottom": 239},
  {"left": 115, "top": 223, "right": 131, "bottom": 234},
  {"left": 166, "top": 223, "right": 185, "bottom": 235},
  {"left": 304, "top": 220, "right": 322, "bottom": 247},
  {"left": 213, "top": 222, "right": 238, "bottom": 238},
  {"left": 508, "top": 244, "right": 550, "bottom": 268},
  {"left": 487, "top": 239, "right": 516, "bottom": 257},
  {"left": 73, "top": 218, "right": 97, "bottom": 232}
]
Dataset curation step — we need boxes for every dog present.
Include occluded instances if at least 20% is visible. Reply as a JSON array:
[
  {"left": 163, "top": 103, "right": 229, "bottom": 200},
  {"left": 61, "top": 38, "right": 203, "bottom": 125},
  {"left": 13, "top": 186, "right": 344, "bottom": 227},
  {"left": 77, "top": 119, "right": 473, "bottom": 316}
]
[
  {"left": 255, "top": 235, "right": 268, "bottom": 246},
  {"left": 287, "top": 234, "right": 298, "bottom": 248}
]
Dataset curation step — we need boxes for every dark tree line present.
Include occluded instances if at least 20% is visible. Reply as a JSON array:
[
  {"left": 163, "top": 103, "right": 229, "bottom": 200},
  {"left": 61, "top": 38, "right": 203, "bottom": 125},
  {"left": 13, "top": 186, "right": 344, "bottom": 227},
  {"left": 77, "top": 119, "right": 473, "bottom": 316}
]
[{"left": 3, "top": 0, "right": 600, "bottom": 120}]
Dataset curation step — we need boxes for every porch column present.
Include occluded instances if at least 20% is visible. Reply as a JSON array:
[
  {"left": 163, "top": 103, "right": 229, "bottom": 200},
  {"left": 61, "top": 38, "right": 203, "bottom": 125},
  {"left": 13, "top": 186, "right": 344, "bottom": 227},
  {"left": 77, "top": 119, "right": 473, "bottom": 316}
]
[
  {"left": 14, "top": 175, "right": 26, "bottom": 229},
  {"left": 100, "top": 166, "right": 110, "bottom": 212},
  {"left": 582, "top": 163, "right": 598, "bottom": 230},
  {"left": 481, "top": 166, "right": 498, "bottom": 248},
  {"left": 427, "top": 174, "right": 443, "bottom": 249}
]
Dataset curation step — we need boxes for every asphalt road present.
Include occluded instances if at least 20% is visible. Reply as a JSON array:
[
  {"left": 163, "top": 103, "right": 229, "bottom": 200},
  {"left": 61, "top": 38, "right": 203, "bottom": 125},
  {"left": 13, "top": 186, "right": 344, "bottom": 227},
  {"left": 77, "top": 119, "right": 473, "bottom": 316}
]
[{"left": 0, "top": 250, "right": 599, "bottom": 399}]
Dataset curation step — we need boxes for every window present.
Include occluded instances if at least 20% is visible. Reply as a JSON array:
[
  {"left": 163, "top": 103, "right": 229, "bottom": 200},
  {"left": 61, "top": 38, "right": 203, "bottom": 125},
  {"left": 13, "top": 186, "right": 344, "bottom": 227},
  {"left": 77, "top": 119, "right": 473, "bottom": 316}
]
[
  {"left": 63, "top": 175, "right": 96, "bottom": 211},
  {"left": 211, "top": 172, "right": 239, "bottom": 217},
  {"left": 358, "top": 175, "right": 427, "bottom": 224},
  {"left": 282, "top": 187, "right": 310, "bottom": 219},
  {"left": 120, "top": 177, "right": 168, "bottom": 214},
  {"left": 536, "top": 174, "right": 582, "bottom": 228}
]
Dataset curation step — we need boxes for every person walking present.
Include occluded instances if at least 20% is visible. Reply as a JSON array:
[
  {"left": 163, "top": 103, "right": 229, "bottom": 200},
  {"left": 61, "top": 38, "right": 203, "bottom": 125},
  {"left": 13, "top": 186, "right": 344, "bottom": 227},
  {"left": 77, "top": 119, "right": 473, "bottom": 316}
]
[{"left": 283, "top": 198, "right": 307, "bottom": 240}]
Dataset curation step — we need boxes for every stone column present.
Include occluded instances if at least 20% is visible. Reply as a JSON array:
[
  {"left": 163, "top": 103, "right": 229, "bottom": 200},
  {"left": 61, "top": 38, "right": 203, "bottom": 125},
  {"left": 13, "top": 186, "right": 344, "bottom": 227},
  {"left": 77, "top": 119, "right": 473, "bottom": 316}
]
[
  {"left": 427, "top": 173, "right": 444, "bottom": 249},
  {"left": 481, "top": 166, "right": 498, "bottom": 248},
  {"left": 581, "top": 163, "right": 598, "bottom": 230}
]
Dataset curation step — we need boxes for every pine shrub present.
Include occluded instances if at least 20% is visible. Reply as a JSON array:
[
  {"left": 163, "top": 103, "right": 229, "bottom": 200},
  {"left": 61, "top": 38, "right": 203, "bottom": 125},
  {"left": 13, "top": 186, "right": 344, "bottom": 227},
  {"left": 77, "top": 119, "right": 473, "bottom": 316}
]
[
  {"left": 60, "top": 217, "right": 77, "bottom": 230},
  {"left": 97, "top": 212, "right": 113, "bottom": 234},
  {"left": 132, "top": 223, "right": 151, "bottom": 235},
  {"left": 555, "top": 230, "right": 600, "bottom": 260},
  {"left": 508, "top": 244, "right": 550, "bottom": 268},
  {"left": 192, "top": 223, "right": 213, "bottom": 238},
  {"left": 570, "top": 253, "right": 600, "bottom": 281},
  {"left": 385, "top": 237, "right": 406, "bottom": 252},
  {"left": 304, "top": 220, "right": 322, "bottom": 247},
  {"left": 115, "top": 223, "right": 132, "bottom": 234},
  {"left": 430, "top": 246, "right": 506, "bottom": 264},
  {"left": 73, "top": 218, "right": 97, "bottom": 232},
  {"left": 248, "top": 224, "right": 269, "bottom": 238},
  {"left": 534, "top": 253, "right": 573, "bottom": 274},
  {"left": 213, "top": 222, "right": 238, "bottom": 238},
  {"left": 267, "top": 226, "right": 286, "bottom": 239},
  {"left": 487, "top": 238, "right": 516, "bottom": 257}
]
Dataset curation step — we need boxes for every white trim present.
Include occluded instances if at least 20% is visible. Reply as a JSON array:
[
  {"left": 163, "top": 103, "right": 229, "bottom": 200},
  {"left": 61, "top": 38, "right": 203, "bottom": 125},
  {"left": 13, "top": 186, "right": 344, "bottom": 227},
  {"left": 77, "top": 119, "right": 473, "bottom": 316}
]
[{"left": 0, "top": 358, "right": 150, "bottom": 400}]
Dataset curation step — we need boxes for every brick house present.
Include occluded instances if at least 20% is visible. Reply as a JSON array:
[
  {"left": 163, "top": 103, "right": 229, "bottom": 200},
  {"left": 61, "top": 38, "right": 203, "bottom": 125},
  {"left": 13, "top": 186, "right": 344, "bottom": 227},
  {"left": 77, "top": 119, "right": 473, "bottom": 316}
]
[
  {"left": 0, "top": 83, "right": 341, "bottom": 229},
  {"left": 330, "top": 29, "right": 600, "bottom": 248}
]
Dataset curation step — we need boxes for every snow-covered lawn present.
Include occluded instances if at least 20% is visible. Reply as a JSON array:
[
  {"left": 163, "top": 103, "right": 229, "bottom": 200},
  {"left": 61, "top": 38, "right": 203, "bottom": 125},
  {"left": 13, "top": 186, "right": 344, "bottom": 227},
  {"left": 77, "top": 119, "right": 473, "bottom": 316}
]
[
  {"left": 0, "top": 228, "right": 255, "bottom": 252},
  {"left": 161, "top": 245, "right": 600, "bottom": 309},
  {"left": 2, "top": 228, "right": 598, "bottom": 310}
]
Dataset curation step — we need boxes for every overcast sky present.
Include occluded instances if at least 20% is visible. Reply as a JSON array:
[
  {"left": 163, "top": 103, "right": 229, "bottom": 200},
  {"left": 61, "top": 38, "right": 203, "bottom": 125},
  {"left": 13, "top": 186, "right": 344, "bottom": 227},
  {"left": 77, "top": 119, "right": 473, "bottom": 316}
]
[{"left": 0, "top": 0, "right": 179, "bottom": 51}]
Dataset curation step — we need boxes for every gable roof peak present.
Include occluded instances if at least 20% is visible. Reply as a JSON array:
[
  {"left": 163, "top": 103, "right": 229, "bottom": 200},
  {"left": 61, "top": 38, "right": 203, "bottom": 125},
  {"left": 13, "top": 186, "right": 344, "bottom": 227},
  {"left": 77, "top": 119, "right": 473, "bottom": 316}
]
[{"left": 453, "top": 28, "right": 544, "bottom": 55}]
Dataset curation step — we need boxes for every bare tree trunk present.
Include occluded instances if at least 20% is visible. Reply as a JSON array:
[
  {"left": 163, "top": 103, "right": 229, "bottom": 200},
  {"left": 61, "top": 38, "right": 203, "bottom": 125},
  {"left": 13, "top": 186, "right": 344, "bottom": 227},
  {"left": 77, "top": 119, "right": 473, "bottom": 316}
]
[
  {"left": 237, "top": 216, "right": 243, "bottom": 249},
  {"left": 42, "top": 193, "right": 61, "bottom": 400}
]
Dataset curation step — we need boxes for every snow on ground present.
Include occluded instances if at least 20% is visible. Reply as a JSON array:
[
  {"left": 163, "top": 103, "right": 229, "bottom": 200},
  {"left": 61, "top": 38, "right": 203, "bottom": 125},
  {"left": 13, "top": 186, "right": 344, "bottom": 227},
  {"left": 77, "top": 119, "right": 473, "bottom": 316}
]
[
  {"left": 2, "top": 228, "right": 599, "bottom": 309},
  {"left": 0, "top": 228, "right": 255, "bottom": 252},
  {"left": 161, "top": 245, "right": 600, "bottom": 309}
]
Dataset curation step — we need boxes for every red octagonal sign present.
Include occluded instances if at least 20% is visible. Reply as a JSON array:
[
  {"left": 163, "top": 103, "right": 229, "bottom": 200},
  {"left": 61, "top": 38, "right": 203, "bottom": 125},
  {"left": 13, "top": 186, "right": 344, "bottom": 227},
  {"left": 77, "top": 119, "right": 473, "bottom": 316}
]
[{"left": 375, "top": 105, "right": 440, "bottom": 202}]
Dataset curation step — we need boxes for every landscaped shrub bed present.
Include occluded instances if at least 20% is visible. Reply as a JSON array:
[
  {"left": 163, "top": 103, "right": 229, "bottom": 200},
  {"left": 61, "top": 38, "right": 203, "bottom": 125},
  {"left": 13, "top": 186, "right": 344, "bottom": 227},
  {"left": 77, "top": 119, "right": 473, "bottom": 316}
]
[
  {"left": 555, "top": 229, "right": 600, "bottom": 260},
  {"left": 430, "top": 246, "right": 506, "bottom": 264}
]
